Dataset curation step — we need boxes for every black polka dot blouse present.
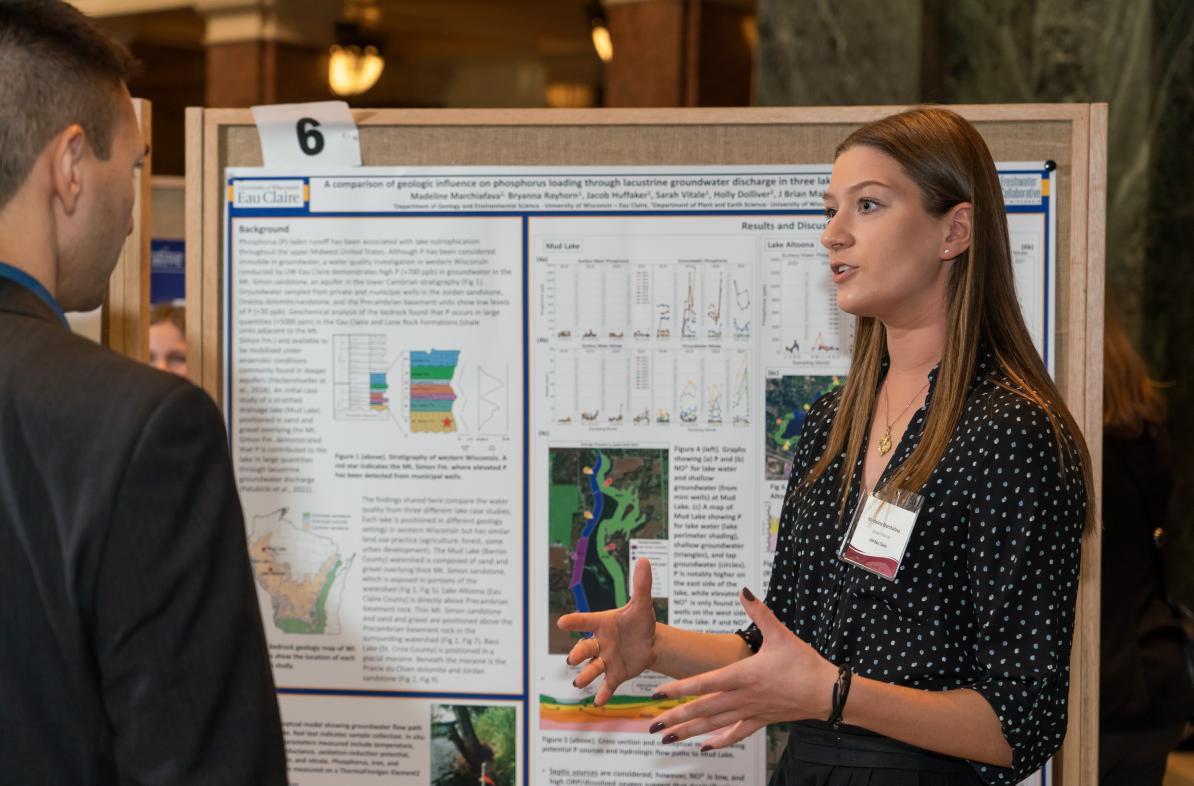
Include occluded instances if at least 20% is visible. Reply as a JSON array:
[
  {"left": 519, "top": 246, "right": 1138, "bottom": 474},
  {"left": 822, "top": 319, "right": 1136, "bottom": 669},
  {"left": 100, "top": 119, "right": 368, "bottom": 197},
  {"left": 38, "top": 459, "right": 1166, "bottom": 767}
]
[{"left": 739, "top": 349, "right": 1088, "bottom": 784}]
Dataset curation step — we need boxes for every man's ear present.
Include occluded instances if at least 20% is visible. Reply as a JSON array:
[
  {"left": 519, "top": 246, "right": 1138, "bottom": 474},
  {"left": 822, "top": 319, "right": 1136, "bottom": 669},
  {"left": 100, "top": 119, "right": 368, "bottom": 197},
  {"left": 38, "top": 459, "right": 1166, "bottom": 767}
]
[
  {"left": 49, "top": 124, "right": 87, "bottom": 216},
  {"left": 940, "top": 202, "right": 972, "bottom": 260}
]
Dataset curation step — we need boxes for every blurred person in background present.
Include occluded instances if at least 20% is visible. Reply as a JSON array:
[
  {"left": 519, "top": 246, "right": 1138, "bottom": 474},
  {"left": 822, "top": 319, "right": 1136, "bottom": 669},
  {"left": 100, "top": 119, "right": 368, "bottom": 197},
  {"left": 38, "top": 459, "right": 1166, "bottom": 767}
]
[
  {"left": 149, "top": 302, "right": 186, "bottom": 377},
  {"left": 1099, "top": 292, "right": 1194, "bottom": 785}
]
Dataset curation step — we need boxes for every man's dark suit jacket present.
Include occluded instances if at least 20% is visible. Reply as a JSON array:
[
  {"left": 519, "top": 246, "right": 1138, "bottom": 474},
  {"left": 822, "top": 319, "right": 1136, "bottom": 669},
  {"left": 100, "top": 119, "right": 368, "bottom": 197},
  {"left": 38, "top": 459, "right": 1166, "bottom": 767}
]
[{"left": 0, "top": 277, "right": 288, "bottom": 784}]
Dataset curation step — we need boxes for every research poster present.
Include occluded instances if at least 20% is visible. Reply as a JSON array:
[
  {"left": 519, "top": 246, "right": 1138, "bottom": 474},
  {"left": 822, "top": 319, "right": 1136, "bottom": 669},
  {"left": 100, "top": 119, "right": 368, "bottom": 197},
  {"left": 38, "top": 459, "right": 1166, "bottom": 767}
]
[{"left": 224, "top": 164, "right": 1056, "bottom": 786}]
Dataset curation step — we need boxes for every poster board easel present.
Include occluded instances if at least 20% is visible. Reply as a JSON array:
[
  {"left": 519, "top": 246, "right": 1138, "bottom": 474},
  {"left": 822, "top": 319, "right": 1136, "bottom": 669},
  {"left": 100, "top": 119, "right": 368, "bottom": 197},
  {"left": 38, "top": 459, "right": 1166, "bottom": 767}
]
[
  {"left": 100, "top": 96, "right": 151, "bottom": 360},
  {"left": 185, "top": 104, "right": 1106, "bottom": 785}
]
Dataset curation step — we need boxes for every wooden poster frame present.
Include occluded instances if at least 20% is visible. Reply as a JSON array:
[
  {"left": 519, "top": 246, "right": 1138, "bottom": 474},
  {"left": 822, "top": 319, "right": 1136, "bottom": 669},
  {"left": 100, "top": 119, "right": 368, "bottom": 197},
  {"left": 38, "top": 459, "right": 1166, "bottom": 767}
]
[
  {"left": 185, "top": 104, "right": 1106, "bottom": 785},
  {"left": 100, "top": 97, "right": 152, "bottom": 360}
]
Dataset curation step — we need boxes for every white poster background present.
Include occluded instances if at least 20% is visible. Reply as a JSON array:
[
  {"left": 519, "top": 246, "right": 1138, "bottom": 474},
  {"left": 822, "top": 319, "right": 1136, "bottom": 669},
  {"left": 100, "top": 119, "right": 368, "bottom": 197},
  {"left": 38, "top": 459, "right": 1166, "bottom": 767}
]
[{"left": 225, "top": 163, "right": 1057, "bottom": 786}]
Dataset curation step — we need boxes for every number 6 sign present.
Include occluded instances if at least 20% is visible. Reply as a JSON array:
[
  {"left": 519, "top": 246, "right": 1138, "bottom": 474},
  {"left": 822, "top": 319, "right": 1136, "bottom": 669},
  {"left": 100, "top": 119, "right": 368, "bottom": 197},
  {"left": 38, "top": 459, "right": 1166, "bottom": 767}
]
[{"left": 250, "top": 101, "right": 362, "bottom": 168}]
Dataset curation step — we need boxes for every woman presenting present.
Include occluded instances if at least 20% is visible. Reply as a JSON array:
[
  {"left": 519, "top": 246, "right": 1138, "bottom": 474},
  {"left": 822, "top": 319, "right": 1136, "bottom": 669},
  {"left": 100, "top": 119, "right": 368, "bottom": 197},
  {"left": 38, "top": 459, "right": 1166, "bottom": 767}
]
[{"left": 558, "top": 107, "right": 1093, "bottom": 785}]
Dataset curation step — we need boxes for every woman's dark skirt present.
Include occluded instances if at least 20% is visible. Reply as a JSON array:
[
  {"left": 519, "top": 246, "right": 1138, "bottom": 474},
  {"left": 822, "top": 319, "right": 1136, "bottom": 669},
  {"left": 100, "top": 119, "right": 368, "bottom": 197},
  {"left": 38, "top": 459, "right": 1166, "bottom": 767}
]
[{"left": 770, "top": 720, "right": 984, "bottom": 786}]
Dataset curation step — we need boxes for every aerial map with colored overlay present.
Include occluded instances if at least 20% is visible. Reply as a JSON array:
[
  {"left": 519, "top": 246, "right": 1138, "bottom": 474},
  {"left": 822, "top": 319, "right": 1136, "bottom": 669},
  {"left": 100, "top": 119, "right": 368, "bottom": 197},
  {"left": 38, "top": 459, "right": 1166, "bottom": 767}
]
[
  {"left": 248, "top": 508, "right": 354, "bottom": 635},
  {"left": 547, "top": 447, "right": 668, "bottom": 655},
  {"left": 764, "top": 375, "right": 843, "bottom": 481}
]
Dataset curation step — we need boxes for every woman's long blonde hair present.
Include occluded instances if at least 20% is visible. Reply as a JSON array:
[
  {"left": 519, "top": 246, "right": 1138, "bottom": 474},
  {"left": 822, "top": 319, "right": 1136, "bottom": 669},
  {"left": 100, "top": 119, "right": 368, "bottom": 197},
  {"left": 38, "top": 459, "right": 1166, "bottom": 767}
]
[{"left": 802, "top": 108, "right": 1094, "bottom": 530}]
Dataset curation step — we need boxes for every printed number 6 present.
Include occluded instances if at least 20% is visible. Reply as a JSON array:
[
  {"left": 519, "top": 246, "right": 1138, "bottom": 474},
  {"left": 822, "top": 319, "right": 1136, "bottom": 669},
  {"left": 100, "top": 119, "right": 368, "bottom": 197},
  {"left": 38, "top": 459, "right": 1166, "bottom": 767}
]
[{"left": 296, "top": 117, "right": 325, "bottom": 156}]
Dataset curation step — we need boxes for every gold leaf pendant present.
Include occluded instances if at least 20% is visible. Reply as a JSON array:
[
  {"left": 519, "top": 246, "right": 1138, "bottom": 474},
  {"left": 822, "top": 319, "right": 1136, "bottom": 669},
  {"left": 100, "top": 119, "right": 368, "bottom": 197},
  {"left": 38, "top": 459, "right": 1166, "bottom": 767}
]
[{"left": 878, "top": 428, "right": 892, "bottom": 455}]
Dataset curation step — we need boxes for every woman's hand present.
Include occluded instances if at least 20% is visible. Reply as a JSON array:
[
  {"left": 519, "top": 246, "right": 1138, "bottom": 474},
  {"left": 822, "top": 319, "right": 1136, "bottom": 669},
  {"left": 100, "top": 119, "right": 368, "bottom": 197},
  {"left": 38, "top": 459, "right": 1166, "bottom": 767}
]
[
  {"left": 556, "top": 558, "right": 659, "bottom": 706},
  {"left": 646, "top": 588, "right": 837, "bottom": 750}
]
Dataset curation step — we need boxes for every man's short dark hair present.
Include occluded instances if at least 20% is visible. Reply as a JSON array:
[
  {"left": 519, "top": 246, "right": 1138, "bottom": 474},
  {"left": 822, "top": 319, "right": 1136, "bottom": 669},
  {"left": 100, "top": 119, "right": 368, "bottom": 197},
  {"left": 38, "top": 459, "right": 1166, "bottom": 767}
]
[{"left": 0, "top": 0, "right": 139, "bottom": 209}]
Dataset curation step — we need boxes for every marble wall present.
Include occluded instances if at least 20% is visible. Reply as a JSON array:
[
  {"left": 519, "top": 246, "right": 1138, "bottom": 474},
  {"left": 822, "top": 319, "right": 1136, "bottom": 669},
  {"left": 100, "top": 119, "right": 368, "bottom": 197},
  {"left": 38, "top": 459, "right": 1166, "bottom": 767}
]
[
  {"left": 1144, "top": 0, "right": 1194, "bottom": 606},
  {"left": 756, "top": 0, "right": 1194, "bottom": 604},
  {"left": 931, "top": 0, "right": 1155, "bottom": 335},
  {"left": 757, "top": 0, "right": 923, "bottom": 106}
]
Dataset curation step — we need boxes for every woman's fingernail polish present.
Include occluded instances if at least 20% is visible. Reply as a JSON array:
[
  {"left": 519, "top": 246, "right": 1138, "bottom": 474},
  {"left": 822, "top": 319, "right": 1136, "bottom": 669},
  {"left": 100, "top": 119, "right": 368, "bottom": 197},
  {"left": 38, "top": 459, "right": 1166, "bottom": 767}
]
[
  {"left": 700, "top": 745, "right": 713, "bottom": 753},
  {"left": 648, "top": 721, "right": 665, "bottom": 734},
  {"left": 662, "top": 734, "right": 678, "bottom": 744},
  {"left": 742, "top": 587, "right": 756, "bottom": 602},
  {"left": 651, "top": 691, "right": 667, "bottom": 700}
]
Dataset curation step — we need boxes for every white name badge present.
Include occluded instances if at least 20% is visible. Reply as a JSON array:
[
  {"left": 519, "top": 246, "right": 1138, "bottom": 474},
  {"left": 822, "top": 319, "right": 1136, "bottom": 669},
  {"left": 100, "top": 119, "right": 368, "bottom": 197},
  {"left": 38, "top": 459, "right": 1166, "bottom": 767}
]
[{"left": 838, "top": 488, "right": 925, "bottom": 581}]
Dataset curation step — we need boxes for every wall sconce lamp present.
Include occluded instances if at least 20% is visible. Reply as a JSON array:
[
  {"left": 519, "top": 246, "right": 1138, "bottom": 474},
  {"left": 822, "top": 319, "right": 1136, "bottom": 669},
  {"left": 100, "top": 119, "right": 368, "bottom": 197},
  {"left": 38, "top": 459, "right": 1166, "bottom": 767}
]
[{"left": 587, "top": 1, "right": 612, "bottom": 63}]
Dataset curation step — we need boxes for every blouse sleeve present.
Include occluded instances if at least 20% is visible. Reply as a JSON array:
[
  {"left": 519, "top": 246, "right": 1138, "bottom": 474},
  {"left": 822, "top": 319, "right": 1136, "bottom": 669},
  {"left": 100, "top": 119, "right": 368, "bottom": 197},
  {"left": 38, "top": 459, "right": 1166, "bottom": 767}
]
[
  {"left": 735, "top": 392, "right": 836, "bottom": 653},
  {"left": 962, "top": 398, "right": 1087, "bottom": 785}
]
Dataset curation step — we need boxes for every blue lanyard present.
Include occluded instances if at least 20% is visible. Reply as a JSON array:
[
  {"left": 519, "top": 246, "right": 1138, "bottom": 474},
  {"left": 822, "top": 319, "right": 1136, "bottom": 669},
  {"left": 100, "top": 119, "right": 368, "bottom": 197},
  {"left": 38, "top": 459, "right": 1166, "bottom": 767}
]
[{"left": 0, "top": 261, "right": 68, "bottom": 328}]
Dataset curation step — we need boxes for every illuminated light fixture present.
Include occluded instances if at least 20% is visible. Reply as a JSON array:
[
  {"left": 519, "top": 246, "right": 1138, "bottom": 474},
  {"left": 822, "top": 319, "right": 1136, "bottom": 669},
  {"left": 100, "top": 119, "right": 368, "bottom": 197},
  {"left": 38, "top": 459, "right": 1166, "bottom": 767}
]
[
  {"left": 546, "top": 82, "right": 597, "bottom": 108},
  {"left": 329, "top": 6, "right": 386, "bottom": 98},
  {"left": 741, "top": 15, "right": 758, "bottom": 50},
  {"left": 586, "top": 0, "right": 612, "bottom": 63},
  {"left": 329, "top": 44, "right": 384, "bottom": 96},
  {"left": 591, "top": 20, "right": 613, "bottom": 63}
]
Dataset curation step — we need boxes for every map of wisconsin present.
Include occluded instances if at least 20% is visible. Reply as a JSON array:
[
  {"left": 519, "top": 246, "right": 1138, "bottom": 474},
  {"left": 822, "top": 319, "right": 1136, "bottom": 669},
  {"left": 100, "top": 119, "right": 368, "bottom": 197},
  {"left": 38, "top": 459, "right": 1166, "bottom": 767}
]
[{"left": 248, "top": 508, "right": 354, "bottom": 635}]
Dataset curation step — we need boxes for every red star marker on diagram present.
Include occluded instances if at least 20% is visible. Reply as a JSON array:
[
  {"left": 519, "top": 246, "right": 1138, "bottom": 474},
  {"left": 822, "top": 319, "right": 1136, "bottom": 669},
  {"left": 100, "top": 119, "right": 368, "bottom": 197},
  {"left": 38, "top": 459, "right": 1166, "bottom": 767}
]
[{"left": 442, "top": 417, "right": 453, "bottom": 428}]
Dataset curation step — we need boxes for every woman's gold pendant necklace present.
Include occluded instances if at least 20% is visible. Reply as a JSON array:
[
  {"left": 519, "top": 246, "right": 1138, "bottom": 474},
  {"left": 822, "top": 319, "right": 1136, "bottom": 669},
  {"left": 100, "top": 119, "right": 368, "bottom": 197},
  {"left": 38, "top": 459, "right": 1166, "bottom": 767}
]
[
  {"left": 878, "top": 429, "right": 893, "bottom": 455},
  {"left": 878, "top": 378, "right": 931, "bottom": 456}
]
